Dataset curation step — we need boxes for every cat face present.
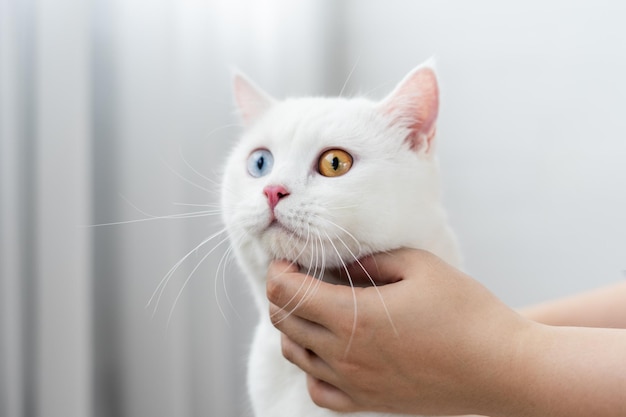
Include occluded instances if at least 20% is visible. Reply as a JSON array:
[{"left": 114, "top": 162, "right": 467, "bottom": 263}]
[{"left": 222, "top": 62, "right": 443, "bottom": 271}]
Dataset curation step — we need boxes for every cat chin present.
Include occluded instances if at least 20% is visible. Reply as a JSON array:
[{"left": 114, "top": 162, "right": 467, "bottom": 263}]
[{"left": 260, "top": 227, "right": 372, "bottom": 272}]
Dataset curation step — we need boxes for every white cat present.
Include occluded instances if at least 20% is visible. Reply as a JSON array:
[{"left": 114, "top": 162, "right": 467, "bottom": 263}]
[{"left": 221, "top": 60, "right": 462, "bottom": 417}]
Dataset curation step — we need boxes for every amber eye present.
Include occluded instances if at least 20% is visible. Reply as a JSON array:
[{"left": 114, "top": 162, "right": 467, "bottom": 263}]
[{"left": 318, "top": 149, "right": 353, "bottom": 177}]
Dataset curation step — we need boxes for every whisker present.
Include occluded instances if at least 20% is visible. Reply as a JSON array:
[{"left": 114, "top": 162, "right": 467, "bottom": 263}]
[
  {"left": 296, "top": 231, "right": 328, "bottom": 314},
  {"left": 223, "top": 247, "right": 242, "bottom": 318},
  {"left": 173, "top": 202, "right": 219, "bottom": 208},
  {"left": 88, "top": 212, "right": 218, "bottom": 228},
  {"left": 213, "top": 243, "right": 232, "bottom": 325},
  {"left": 165, "top": 211, "right": 221, "bottom": 218},
  {"left": 332, "top": 231, "right": 399, "bottom": 337},
  {"left": 269, "top": 228, "right": 316, "bottom": 324},
  {"left": 221, "top": 182, "right": 248, "bottom": 204},
  {"left": 205, "top": 123, "right": 240, "bottom": 140},
  {"left": 362, "top": 80, "right": 394, "bottom": 98},
  {"left": 339, "top": 55, "right": 360, "bottom": 98},
  {"left": 216, "top": 243, "right": 242, "bottom": 323},
  {"left": 167, "top": 234, "right": 232, "bottom": 326},
  {"left": 307, "top": 231, "right": 326, "bottom": 301},
  {"left": 119, "top": 194, "right": 160, "bottom": 219},
  {"left": 89, "top": 208, "right": 220, "bottom": 228},
  {"left": 322, "top": 230, "right": 358, "bottom": 358},
  {"left": 178, "top": 145, "right": 224, "bottom": 189},
  {"left": 312, "top": 229, "right": 323, "bottom": 281},
  {"left": 302, "top": 230, "right": 330, "bottom": 307},
  {"left": 330, "top": 204, "right": 361, "bottom": 210},
  {"left": 161, "top": 158, "right": 212, "bottom": 193},
  {"left": 318, "top": 217, "right": 362, "bottom": 254},
  {"left": 291, "top": 227, "right": 320, "bottom": 312},
  {"left": 146, "top": 228, "right": 228, "bottom": 314}
]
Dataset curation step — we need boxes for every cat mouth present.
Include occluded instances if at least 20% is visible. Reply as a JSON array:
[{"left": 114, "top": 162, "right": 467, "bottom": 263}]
[
  {"left": 265, "top": 219, "right": 301, "bottom": 240},
  {"left": 267, "top": 218, "right": 288, "bottom": 232}
]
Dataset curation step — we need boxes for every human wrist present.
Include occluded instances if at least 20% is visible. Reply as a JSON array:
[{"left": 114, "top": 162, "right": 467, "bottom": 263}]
[
  {"left": 469, "top": 317, "right": 545, "bottom": 417},
  {"left": 500, "top": 320, "right": 554, "bottom": 417},
  {"left": 494, "top": 323, "right": 626, "bottom": 417}
]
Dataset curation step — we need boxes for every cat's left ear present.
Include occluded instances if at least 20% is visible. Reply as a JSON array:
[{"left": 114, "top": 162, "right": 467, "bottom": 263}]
[
  {"left": 232, "top": 70, "right": 276, "bottom": 127},
  {"left": 379, "top": 59, "right": 439, "bottom": 155}
]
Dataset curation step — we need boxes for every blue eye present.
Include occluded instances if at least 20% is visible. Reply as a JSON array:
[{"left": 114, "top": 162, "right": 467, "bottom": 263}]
[{"left": 247, "top": 149, "right": 274, "bottom": 177}]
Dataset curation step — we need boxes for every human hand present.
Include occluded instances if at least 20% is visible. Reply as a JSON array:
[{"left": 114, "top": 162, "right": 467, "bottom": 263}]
[{"left": 266, "top": 249, "right": 532, "bottom": 416}]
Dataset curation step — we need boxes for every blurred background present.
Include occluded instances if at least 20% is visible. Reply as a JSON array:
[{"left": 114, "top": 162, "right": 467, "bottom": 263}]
[{"left": 1, "top": 0, "right": 625, "bottom": 416}]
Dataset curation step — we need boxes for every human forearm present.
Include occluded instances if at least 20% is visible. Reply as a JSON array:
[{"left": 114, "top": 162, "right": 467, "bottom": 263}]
[
  {"left": 520, "top": 281, "right": 626, "bottom": 328},
  {"left": 497, "top": 324, "right": 626, "bottom": 417}
]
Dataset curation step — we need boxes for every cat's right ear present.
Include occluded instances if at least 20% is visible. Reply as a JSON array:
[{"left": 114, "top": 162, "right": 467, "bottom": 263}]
[{"left": 232, "top": 70, "right": 275, "bottom": 127}]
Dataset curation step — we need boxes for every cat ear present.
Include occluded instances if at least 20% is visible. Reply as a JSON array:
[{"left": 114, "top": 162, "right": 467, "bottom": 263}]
[
  {"left": 379, "top": 59, "right": 439, "bottom": 154},
  {"left": 232, "top": 70, "right": 275, "bottom": 127}
]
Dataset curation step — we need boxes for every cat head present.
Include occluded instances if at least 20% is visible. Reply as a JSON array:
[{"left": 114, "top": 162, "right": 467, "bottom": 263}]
[{"left": 222, "top": 61, "right": 445, "bottom": 273}]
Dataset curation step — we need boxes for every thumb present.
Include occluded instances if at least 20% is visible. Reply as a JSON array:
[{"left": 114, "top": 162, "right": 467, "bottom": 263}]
[{"left": 344, "top": 249, "right": 421, "bottom": 286}]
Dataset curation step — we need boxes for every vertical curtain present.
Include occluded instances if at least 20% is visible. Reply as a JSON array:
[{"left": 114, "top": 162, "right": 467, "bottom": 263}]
[
  {"left": 0, "top": 1, "right": 345, "bottom": 416},
  {"left": 1, "top": 0, "right": 92, "bottom": 416}
]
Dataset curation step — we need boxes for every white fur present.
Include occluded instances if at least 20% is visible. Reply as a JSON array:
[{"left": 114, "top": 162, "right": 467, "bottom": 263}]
[{"left": 222, "top": 63, "right": 461, "bottom": 417}]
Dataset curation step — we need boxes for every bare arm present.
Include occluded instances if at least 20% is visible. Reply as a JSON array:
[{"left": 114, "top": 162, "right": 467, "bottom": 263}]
[
  {"left": 520, "top": 281, "right": 626, "bottom": 328},
  {"left": 512, "top": 324, "right": 626, "bottom": 417}
]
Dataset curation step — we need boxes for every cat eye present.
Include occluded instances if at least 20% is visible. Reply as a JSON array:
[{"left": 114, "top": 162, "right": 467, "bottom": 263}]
[
  {"left": 318, "top": 149, "right": 353, "bottom": 177},
  {"left": 247, "top": 149, "right": 274, "bottom": 178}
]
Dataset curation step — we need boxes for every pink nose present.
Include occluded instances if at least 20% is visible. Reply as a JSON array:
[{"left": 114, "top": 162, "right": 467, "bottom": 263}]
[{"left": 263, "top": 185, "right": 290, "bottom": 211}]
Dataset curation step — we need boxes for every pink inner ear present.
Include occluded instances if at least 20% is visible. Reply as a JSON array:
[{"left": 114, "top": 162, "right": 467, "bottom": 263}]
[
  {"left": 381, "top": 66, "right": 439, "bottom": 153},
  {"left": 233, "top": 73, "right": 273, "bottom": 126}
]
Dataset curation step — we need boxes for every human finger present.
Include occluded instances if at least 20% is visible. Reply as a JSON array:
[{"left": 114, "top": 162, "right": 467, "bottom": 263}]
[
  {"left": 280, "top": 334, "right": 338, "bottom": 386},
  {"left": 343, "top": 248, "right": 420, "bottom": 285},
  {"left": 306, "top": 374, "right": 360, "bottom": 413},
  {"left": 267, "top": 262, "right": 357, "bottom": 330},
  {"left": 269, "top": 302, "right": 336, "bottom": 354},
  {"left": 267, "top": 259, "right": 300, "bottom": 278}
]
